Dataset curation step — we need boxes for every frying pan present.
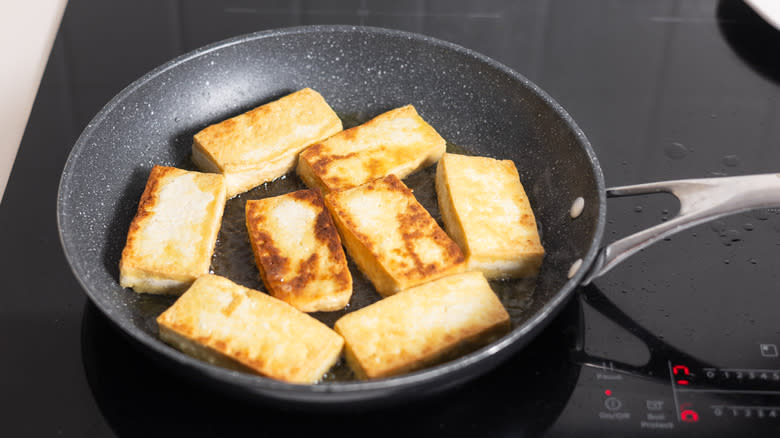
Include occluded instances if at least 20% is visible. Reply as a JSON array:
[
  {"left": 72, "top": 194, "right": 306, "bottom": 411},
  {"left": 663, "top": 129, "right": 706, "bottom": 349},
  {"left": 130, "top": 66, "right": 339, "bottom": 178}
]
[{"left": 57, "top": 25, "right": 780, "bottom": 407}]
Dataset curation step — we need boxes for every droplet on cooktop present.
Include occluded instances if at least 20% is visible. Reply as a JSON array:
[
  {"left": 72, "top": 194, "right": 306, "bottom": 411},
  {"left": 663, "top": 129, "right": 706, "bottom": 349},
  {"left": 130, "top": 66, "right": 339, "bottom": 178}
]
[
  {"left": 753, "top": 209, "right": 771, "bottom": 221},
  {"left": 743, "top": 223, "right": 754, "bottom": 231},
  {"left": 634, "top": 205, "right": 643, "bottom": 213},
  {"left": 567, "top": 258, "right": 583, "bottom": 279},
  {"left": 570, "top": 196, "right": 585, "bottom": 218},
  {"left": 721, "top": 154, "right": 740, "bottom": 167},
  {"left": 720, "top": 229, "right": 741, "bottom": 245},
  {"left": 664, "top": 142, "right": 689, "bottom": 160},
  {"left": 711, "top": 220, "right": 727, "bottom": 233}
]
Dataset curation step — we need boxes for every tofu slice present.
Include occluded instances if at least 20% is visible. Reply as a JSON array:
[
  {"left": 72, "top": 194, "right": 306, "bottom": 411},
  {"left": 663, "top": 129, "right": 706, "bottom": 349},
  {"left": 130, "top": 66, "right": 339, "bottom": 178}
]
[
  {"left": 192, "top": 88, "right": 343, "bottom": 198},
  {"left": 324, "top": 174, "right": 465, "bottom": 297},
  {"left": 334, "top": 271, "right": 510, "bottom": 380},
  {"left": 245, "top": 189, "right": 352, "bottom": 312},
  {"left": 297, "top": 105, "right": 446, "bottom": 193},
  {"left": 119, "top": 165, "right": 226, "bottom": 294},
  {"left": 157, "top": 274, "right": 344, "bottom": 384},
  {"left": 436, "top": 153, "right": 545, "bottom": 279}
]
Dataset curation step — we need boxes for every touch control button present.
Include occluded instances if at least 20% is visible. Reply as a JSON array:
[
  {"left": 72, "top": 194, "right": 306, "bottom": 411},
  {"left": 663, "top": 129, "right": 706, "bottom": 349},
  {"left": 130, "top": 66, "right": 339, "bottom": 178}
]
[{"left": 605, "top": 397, "right": 622, "bottom": 411}]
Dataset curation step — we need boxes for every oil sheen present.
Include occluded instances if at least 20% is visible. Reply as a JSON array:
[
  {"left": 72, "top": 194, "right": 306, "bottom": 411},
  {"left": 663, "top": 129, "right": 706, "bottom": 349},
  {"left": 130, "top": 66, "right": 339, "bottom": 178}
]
[{"left": 183, "top": 115, "right": 538, "bottom": 382}]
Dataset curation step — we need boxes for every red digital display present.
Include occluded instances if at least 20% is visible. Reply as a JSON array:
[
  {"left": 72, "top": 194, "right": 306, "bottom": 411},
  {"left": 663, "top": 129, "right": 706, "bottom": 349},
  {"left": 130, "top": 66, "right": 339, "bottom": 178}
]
[
  {"left": 680, "top": 403, "right": 699, "bottom": 423},
  {"left": 604, "top": 389, "right": 612, "bottom": 396},
  {"left": 681, "top": 409, "right": 699, "bottom": 423},
  {"left": 673, "top": 365, "right": 690, "bottom": 385}
]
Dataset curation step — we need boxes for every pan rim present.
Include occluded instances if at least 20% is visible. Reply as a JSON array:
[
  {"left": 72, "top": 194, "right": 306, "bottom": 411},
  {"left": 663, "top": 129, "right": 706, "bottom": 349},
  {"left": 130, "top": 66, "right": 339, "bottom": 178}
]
[{"left": 57, "top": 24, "right": 606, "bottom": 402}]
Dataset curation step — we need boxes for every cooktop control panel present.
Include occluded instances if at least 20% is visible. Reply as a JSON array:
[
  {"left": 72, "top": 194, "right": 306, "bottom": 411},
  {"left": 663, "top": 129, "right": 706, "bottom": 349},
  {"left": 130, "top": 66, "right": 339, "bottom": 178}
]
[
  {"left": 550, "top": 358, "right": 780, "bottom": 436},
  {"left": 671, "top": 360, "right": 780, "bottom": 423}
]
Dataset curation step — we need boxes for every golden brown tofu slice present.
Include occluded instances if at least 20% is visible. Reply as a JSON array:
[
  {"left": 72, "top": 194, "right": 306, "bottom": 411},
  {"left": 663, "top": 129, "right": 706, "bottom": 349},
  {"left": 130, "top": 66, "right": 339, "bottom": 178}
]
[
  {"left": 192, "top": 88, "right": 343, "bottom": 198},
  {"left": 245, "top": 189, "right": 352, "bottom": 312},
  {"left": 324, "top": 174, "right": 465, "bottom": 297},
  {"left": 297, "top": 105, "right": 446, "bottom": 193},
  {"left": 436, "top": 153, "right": 545, "bottom": 279},
  {"left": 119, "top": 165, "right": 226, "bottom": 294},
  {"left": 157, "top": 274, "right": 344, "bottom": 384},
  {"left": 334, "top": 271, "right": 510, "bottom": 380}
]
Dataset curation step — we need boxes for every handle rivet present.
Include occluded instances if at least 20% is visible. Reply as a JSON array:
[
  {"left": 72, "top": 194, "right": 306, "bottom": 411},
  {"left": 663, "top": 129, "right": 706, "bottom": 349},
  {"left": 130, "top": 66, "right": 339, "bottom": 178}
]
[
  {"left": 568, "top": 258, "right": 583, "bottom": 279},
  {"left": 570, "top": 197, "right": 585, "bottom": 219}
]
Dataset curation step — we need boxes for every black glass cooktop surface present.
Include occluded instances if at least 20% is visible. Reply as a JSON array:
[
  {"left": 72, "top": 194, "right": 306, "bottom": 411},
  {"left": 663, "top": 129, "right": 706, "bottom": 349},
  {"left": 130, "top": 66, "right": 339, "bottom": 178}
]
[{"left": 2, "top": 1, "right": 780, "bottom": 436}]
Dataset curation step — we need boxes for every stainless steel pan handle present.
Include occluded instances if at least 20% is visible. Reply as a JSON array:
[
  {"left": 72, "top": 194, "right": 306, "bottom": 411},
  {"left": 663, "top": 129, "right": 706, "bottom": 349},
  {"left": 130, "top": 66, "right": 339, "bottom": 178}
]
[{"left": 581, "top": 173, "right": 780, "bottom": 285}]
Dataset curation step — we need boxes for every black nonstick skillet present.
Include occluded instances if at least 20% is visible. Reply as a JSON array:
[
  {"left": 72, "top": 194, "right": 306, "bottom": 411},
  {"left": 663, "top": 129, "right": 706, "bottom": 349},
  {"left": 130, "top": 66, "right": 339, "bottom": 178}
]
[{"left": 57, "top": 25, "right": 780, "bottom": 407}]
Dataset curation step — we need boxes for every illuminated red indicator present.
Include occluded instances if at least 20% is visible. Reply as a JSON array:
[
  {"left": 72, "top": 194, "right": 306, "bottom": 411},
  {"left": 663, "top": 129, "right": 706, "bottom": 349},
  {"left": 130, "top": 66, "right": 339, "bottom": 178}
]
[
  {"left": 673, "top": 365, "right": 690, "bottom": 376},
  {"left": 604, "top": 390, "right": 612, "bottom": 396},
  {"left": 681, "top": 409, "right": 699, "bottom": 423},
  {"left": 673, "top": 365, "right": 691, "bottom": 386}
]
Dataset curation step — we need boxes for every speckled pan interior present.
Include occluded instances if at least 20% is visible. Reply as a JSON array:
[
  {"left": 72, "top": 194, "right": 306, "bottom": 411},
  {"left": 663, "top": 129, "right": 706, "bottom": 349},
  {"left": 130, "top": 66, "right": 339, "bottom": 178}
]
[{"left": 58, "top": 25, "right": 605, "bottom": 406}]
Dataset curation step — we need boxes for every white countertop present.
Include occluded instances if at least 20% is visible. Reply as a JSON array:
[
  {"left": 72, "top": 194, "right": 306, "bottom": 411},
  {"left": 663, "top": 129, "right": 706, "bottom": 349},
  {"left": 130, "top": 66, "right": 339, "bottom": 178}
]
[
  {"left": 0, "top": 0, "right": 67, "bottom": 204},
  {"left": 744, "top": 0, "right": 780, "bottom": 30}
]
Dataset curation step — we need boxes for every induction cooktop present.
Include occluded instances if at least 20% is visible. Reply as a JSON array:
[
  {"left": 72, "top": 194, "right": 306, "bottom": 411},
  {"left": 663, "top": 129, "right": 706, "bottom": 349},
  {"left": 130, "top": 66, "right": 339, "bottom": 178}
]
[
  {"left": 3, "top": 0, "right": 780, "bottom": 436},
  {"left": 80, "top": 263, "right": 780, "bottom": 436}
]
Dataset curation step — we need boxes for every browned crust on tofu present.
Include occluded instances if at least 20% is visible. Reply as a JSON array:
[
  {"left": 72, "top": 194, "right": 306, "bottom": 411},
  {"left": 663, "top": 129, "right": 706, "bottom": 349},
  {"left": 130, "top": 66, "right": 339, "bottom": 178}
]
[
  {"left": 159, "top": 325, "right": 255, "bottom": 373},
  {"left": 192, "top": 88, "right": 343, "bottom": 197},
  {"left": 193, "top": 88, "right": 342, "bottom": 172},
  {"left": 122, "top": 166, "right": 166, "bottom": 246},
  {"left": 119, "top": 165, "right": 226, "bottom": 294},
  {"left": 334, "top": 271, "right": 510, "bottom": 379},
  {"left": 324, "top": 175, "right": 465, "bottom": 297},
  {"left": 245, "top": 189, "right": 352, "bottom": 312},
  {"left": 157, "top": 274, "right": 344, "bottom": 383},
  {"left": 436, "top": 153, "right": 544, "bottom": 279},
  {"left": 297, "top": 105, "right": 446, "bottom": 193}
]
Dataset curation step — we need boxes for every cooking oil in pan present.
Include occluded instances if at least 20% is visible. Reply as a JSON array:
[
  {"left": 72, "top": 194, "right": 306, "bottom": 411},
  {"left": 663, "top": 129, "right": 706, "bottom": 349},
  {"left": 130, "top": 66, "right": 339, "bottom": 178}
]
[{"left": 204, "top": 114, "right": 539, "bottom": 382}]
